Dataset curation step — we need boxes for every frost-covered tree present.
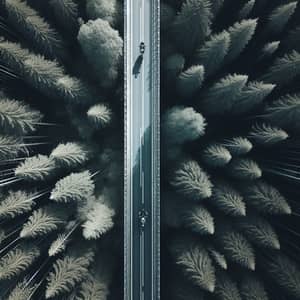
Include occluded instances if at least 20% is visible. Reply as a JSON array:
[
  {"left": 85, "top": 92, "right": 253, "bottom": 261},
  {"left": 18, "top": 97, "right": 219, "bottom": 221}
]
[
  {"left": 261, "top": 51, "right": 300, "bottom": 86},
  {"left": 0, "top": 245, "right": 40, "bottom": 280},
  {"left": 194, "top": 31, "right": 230, "bottom": 76},
  {"left": 161, "top": 0, "right": 300, "bottom": 298},
  {"left": 0, "top": 0, "right": 123, "bottom": 298},
  {"left": 0, "top": 40, "right": 96, "bottom": 105},
  {"left": 170, "top": 160, "right": 213, "bottom": 200},
  {"left": 82, "top": 201, "right": 115, "bottom": 240},
  {"left": 183, "top": 205, "right": 214, "bottom": 235},
  {"left": 243, "top": 181, "right": 291, "bottom": 215},
  {"left": 264, "top": 94, "right": 300, "bottom": 130},
  {"left": 177, "top": 65, "right": 205, "bottom": 97},
  {"left": 5, "top": 0, "right": 65, "bottom": 59},
  {"left": 87, "top": 103, "right": 112, "bottom": 128},
  {"left": 225, "top": 19, "right": 257, "bottom": 63},
  {"left": 0, "top": 135, "right": 27, "bottom": 160},
  {"left": 50, "top": 142, "right": 90, "bottom": 167},
  {"left": 201, "top": 74, "right": 248, "bottom": 115},
  {"left": 86, "top": 0, "right": 121, "bottom": 26},
  {"left": 240, "top": 275, "right": 268, "bottom": 300},
  {"left": 50, "top": 170, "right": 95, "bottom": 203},
  {"left": 249, "top": 123, "right": 288, "bottom": 146},
  {"left": 45, "top": 247, "right": 94, "bottom": 298},
  {"left": 264, "top": 253, "right": 300, "bottom": 299},
  {"left": 211, "top": 183, "right": 246, "bottom": 217},
  {"left": 0, "top": 97, "right": 42, "bottom": 134},
  {"left": 264, "top": 2, "right": 297, "bottom": 37},
  {"left": 162, "top": 106, "right": 206, "bottom": 145},
  {"left": 171, "top": 0, "right": 212, "bottom": 55},
  {"left": 78, "top": 18, "right": 123, "bottom": 87},
  {"left": 20, "top": 205, "right": 69, "bottom": 238},
  {"left": 174, "top": 241, "right": 216, "bottom": 292},
  {"left": 0, "top": 190, "right": 40, "bottom": 219},
  {"left": 201, "top": 144, "right": 232, "bottom": 167},
  {"left": 238, "top": 0, "right": 255, "bottom": 21},
  {"left": 15, "top": 154, "right": 57, "bottom": 181}
]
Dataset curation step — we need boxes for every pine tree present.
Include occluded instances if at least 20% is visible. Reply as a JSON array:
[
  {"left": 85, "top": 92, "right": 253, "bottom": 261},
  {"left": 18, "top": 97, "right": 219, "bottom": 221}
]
[
  {"left": 175, "top": 242, "right": 216, "bottom": 292},
  {"left": 0, "top": 135, "right": 26, "bottom": 160},
  {"left": 194, "top": 31, "right": 230, "bottom": 76},
  {"left": 20, "top": 205, "right": 68, "bottom": 238},
  {"left": 76, "top": 272, "right": 109, "bottom": 300},
  {"left": 263, "top": 94, "right": 300, "bottom": 130},
  {"left": 249, "top": 123, "right": 288, "bottom": 146},
  {"left": 220, "top": 137, "right": 253, "bottom": 156},
  {"left": 50, "top": 170, "right": 95, "bottom": 203},
  {"left": 264, "top": 253, "right": 300, "bottom": 299},
  {"left": 243, "top": 181, "right": 291, "bottom": 215},
  {"left": 230, "top": 81, "right": 275, "bottom": 115},
  {"left": 87, "top": 103, "right": 113, "bottom": 128},
  {"left": 201, "top": 74, "right": 248, "bottom": 115},
  {"left": 0, "top": 40, "right": 30, "bottom": 73},
  {"left": 49, "top": 234, "right": 69, "bottom": 257},
  {"left": 8, "top": 281, "right": 37, "bottom": 300},
  {"left": 0, "top": 0, "right": 123, "bottom": 298},
  {"left": 161, "top": 0, "right": 300, "bottom": 298},
  {"left": 216, "top": 227, "right": 255, "bottom": 270},
  {"left": 0, "top": 40, "right": 95, "bottom": 104},
  {"left": 261, "top": 41, "right": 280, "bottom": 59},
  {"left": 5, "top": 0, "right": 65, "bottom": 59},
  {"left": 0, "top": 97, "right": 42, "bottom": 134},
  {"left": 163, "top": 106, "right": 206, "bottom": 147},
  {"left": 76, "top": 254, "right": 113, "bottom": 300},
  {"left": 201, "top": 144, "right": 232, "bottom": 167},
  {"left": 214, "top": 271, "right": 242, "bottom": 300},
  {"left": 207, "top": 247, "right": 227, "bottom": 270},
  {"left": 0, "top": 190, "right": 38, "bottom": 219},
  {"left": 227, "top": 158, "right": 262, "bottom": 180},
  {"left": 46, "top": 248, "right": 94, "bottom": 299},
  {"left": 15, "top": 154, "right": 57, "bottom": 181},
  {"left": 171, "top": 0, "right": 212, "bottom": 55},
  {"left": 239, "top": 275, "right": 269, "bottom": 300},
  {"left": 82, "top": 202, "right": 115, "bottom": 240},
  {"left": 238, "top": 0, "right": 255, "bottom": 21},
  {"left": 177, "top": 65, "right": 205, "bottom": 97},
  {"left": 211, "top": 183, "right": 246, "bottom": 217},
  {"left": 237, "top": 214, "right": 280, "bottom": 249},
  {"left": 50, "top": 142, "right": 90, "bottom": 168},
  {"left": 263, "top": 2, "right": 297, "bottom": 37},
  {"left": 170, "top": 160, "right": 213, "bottom": 200},
  {"left": 78, "top": 19, "right": 123, "bottom": 87},
  {"left": 48, "top": 221, "right": 77, "bottom": 257},
  {"left": 86, "top": 0, "right": 121, "bottom": 26},
  {"left": 261, "top": 51, "right": 300, "bottom": 86},
  {"left": 225, "top": 19, "right": 257, "bottom": 63},
  {"left": 183, "top": 205, "right": 214, "bottom": 235},
  {"left": 0, "top": 245, "right": 40, "bottom": 280}
]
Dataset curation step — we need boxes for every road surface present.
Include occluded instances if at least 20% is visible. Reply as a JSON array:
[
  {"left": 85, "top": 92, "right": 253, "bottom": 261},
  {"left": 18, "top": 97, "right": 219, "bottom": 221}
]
[{"left": 124, "top": 0, "right": 160, "bottom": 299}]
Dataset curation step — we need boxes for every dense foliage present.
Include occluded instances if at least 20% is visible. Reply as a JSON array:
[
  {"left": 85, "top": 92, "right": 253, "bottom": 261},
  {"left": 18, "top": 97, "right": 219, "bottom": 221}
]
[
  {"left": 161, "top": 0, "right": 300, "bottom": 299},
  {"left": 0, "top": 0, "right": 123, "bottom": 299}
]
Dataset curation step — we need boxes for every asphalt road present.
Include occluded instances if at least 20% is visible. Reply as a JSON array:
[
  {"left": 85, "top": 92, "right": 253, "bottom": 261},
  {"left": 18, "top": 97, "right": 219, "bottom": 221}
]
[{"left": 124, "top": 0, "right": 160, "bottom": 299}]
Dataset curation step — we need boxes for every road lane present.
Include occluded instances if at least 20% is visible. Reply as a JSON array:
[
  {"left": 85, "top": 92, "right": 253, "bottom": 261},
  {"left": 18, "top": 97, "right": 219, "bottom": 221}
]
[{"left": 124, "top": 0, "right": 160, "bottom": 299}]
